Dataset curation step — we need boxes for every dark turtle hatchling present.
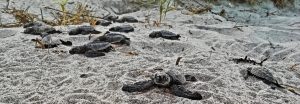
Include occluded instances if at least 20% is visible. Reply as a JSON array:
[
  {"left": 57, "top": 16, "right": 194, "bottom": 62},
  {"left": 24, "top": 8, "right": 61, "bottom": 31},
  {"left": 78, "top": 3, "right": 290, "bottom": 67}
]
[
  {"left": 24, "top": 25, "right": 62, "bottom": 35},
  {"left": 242, "top": 68, "right": 300, "bottom": 95},
  {"left": 149, "top": 30, "right": 181, "bottom": 40},
  {"left": 109, "top": 25, "right": 134, "bottom": 33},
  {"left": 92, "top": 32, "right": 130, "bottom": 45},
  {"left": 241, "top": 67, "right": 283, "bottom": 89},
  {"left": 116, "top": 16, "right": 138, "bottom": 23},
  {"left": 69, "top": 42, "right": 113, "bottom": 57},
  {"left": 122, "top": 70, "right": 202, "bottom": 100},
  {"left": 94, "top": 20, "right": 112, "bottom": 26},
  {"left": 69, "top": 25, "right": 101, "bottom": 35},
  {"left": 103, "top": 15, "right": 119, "bottom": 22},
  {"left": 23, "top": 22, "right": 43, "bottom": 28}
]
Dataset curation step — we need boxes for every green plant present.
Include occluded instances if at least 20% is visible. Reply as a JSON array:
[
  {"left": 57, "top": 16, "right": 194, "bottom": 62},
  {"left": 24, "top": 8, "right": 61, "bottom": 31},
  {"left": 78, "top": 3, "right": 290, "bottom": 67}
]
[{"left": 159, "top": 0, "right": 174, "bottom": 23}]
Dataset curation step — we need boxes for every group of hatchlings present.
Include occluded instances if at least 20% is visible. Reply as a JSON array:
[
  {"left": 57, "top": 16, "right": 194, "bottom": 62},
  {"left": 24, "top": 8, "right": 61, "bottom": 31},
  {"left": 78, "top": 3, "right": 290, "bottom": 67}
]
[{"left": 23, "top": 15, "right": 300, "bottom": 100}]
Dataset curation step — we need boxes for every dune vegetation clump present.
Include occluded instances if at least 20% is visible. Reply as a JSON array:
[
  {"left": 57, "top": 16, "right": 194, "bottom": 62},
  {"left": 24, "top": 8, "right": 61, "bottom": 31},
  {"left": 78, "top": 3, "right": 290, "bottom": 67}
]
[
  {"left": 0, "top": 0, "right": 100, "bottom": 27},
  {"left": 271, "top": 0, "right": 295, "bottom": 8},
  {"left": 46, "top": 0, "right": 99, "bottom": 26}
]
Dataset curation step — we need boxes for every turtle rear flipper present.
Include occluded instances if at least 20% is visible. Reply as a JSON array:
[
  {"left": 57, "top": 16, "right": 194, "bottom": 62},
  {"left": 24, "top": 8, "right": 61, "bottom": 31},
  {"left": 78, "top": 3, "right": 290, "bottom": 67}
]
[
  {"left": 170, "top": 85, "right": 202, "bottom": 100},
  {"left": 84, "top": 50, "right": 105, "bottom": 57},
  {"left": 122, "top": 80, "right": 154, "bottom": 92}
]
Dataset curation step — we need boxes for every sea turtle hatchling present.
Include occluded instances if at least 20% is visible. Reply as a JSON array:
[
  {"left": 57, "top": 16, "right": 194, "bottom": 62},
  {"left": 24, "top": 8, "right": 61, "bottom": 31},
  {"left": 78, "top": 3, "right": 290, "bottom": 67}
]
[
  {"left": 242, "top": 67, "right": 300, "bottom": 95},
  {"left": 115, "top": 16, "right": 138, "bottom": 23},
  {"left": 109, "top": 25, "right": 134, "bottom": 33},
  {"left": 242, "top": 67, "right": 282, "bottom": 89},
  {"left": 23, "top": 23, "right": 62, "bottom": 35},
  {"left": 149, "top": 30, "right": 181, "bottom": 40},
  {"left": 122, "top": 69, "right": 202, "bottom": 100},
  {"left": 23, "top": 22, "right": 43, "bottom": 28},
  {"left": 103, "top": 15, "right": 119, "bottom": 22},
  {"left": 92, "top": 32, "right": 130, "bottom": 45},
  {"left": 69, "top": 25, "right": 101, "bottom": 35},
  {"left": 94, "top": 20, "right": 112, "bottom": 26},
  {"left": 69, "top": 42, "right": 113, "bottom": 57}
]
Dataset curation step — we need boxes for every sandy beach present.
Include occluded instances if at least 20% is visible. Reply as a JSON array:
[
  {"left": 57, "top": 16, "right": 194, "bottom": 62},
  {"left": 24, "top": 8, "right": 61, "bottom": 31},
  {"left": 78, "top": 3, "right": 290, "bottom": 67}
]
[{"left": 1, "top": 0, "right": 300, "bottom": 103}]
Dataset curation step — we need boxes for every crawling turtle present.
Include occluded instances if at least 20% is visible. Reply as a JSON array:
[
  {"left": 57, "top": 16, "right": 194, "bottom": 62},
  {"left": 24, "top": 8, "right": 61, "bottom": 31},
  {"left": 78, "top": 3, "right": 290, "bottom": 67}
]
[
  {"left": 103, "top": 15, "right": 119, "bottom": 22},
  {"left": 69, "top": 42, "right": 113, "bottom": 57},
  {"left": 23, "top": 22, "right": 43, "bottom": 28},
  {"left": 109, "top": 25, "right": 134, "bottom": 33},
  {"left": 69, "top": 25, "right": 101, "bottom": 35},
  {"left": 122, "top": 70, "right": 202, "bottom": 100},
  {"left": 94, "top": 20, "right": 112, "bottom": 26},
  {"left": 116, "top": 16, "right": 138, "bottom": 23},
  {"left": 24, "top": 25, "right": 62, "bottom": 35},
  {"left": 149, "top": 30, "right": 181, "bottom": 40},
  {"left": 31, "top": 32, "right": 72, "bottom": 49},
  {"left": 241, "top": 67, "right": 282, "bottom": 89},
  {"left": 92, "top": 32, "right": 130, "bottom": 45}
]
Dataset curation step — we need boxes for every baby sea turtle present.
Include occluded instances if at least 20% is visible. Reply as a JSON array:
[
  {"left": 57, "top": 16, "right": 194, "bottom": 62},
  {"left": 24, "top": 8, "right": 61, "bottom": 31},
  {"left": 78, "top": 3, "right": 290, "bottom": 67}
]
[
  {"left": 24, "top": 25, "right": 62, "bottom": 35},
  {"left": 94, "top": 20, "right": 112, "bottom": 26},
  {"left": 241, "top": 67, "right": 300, "bottom": 96},
  {"left": 31, "top": 33, "right": 72, "bottom": 49},
  {"left": 69, "top": 25, "right": 101, "bottom": 35},
  {"left": 149, "top": 30, "right": 181, "bottom": 40},
  {"left": 122, "top": 70, "right": 202, "bottom": 100},
  {"left": 109, "top": 25, "right": 134, "bottom": 33},
  {"left": 241, "top": 67, "right": 282, "bottom": 89},
  {"left": 116, "top": 16, "right": 138, "bottom": 23},
  {"left": 23, "top": 22, "right": 43, "bottom": 28},
  {"left": 69, "top": 42, "right": 113, "bottom": 57},
  {"left": 103, "top": 15, "right": 119, "bottom": 22},
  {"left": 92, "top": 32, "right": 130, "bottom": 45}
]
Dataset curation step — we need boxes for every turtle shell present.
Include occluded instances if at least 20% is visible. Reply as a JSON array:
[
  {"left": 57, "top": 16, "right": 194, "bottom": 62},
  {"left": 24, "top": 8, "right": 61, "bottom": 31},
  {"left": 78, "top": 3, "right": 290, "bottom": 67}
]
[
  {"left": 103, "top": 15, "right": 119, "bottom": 22},
  {"left": 247, "top": 67, "right": 278, "bottom": 84},
  {"left": 85, "top": 42, "right": 113, "bottom": 52},
  {"left": 95, "top": 20, "right": 112, "bottom": 26},
  {"left": 93, "top": 32, "right": 130, "bottom": 45},
  {"left": 69, "top": 25, "right": 101, "bottom": 35},
  {"left": 149, "top": 30, "right": 180, "bottom": 40},
  {"left": 109, "top": 25, "right": 134, "bottom": 33},
  {"left": 69, "top": 42, "right": 112, "bottom": 54},
  {"left": 116, "top": 16, "right": 138, "bottom": 23},
  {"left": 166, "top": 70, "right": 186, "bottom": 85},
  {"left": 23, "top": 22, "right": 43, "bottom": 28},
  {"left": 24, "top": 26, "right": 61, "bottom": 35}
]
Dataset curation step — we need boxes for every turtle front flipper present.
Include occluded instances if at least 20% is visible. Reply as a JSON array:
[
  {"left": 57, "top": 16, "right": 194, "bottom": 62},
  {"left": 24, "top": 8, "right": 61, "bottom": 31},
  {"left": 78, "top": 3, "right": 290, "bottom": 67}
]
[
  {"left": 84, "top": 50, "right": 105, "bottom": 57},
  {"left": 122, "top": 80, "right": 154, "bottom": 92},
  {"left": 170, "top": 85, "right": 202, "bottom": 100}
]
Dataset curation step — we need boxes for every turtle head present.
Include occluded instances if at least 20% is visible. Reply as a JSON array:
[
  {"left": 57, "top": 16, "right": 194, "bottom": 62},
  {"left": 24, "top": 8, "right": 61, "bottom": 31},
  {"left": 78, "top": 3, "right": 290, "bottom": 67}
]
[
  {"left": 149, "top": 31, "right": 162, "bottom": 38},
  {"left": 152, "top": 72, "right": 171, "bottom": 87}
]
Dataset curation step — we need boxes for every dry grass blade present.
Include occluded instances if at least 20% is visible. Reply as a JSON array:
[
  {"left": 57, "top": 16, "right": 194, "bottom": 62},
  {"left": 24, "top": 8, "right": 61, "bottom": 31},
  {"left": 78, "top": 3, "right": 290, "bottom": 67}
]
[
  {"left": 44, "top": 3, "right": 100, "bottom": 26},
  {"left": 1, "top": 7, "right": 37, "bottom": 28}
]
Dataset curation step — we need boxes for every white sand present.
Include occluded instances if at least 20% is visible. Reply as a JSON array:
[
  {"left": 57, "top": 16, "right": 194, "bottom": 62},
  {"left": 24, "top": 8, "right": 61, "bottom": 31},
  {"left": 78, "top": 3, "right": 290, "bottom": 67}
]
[{"left": 1, "top": 0, "right": 300, "bottom": 104}]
